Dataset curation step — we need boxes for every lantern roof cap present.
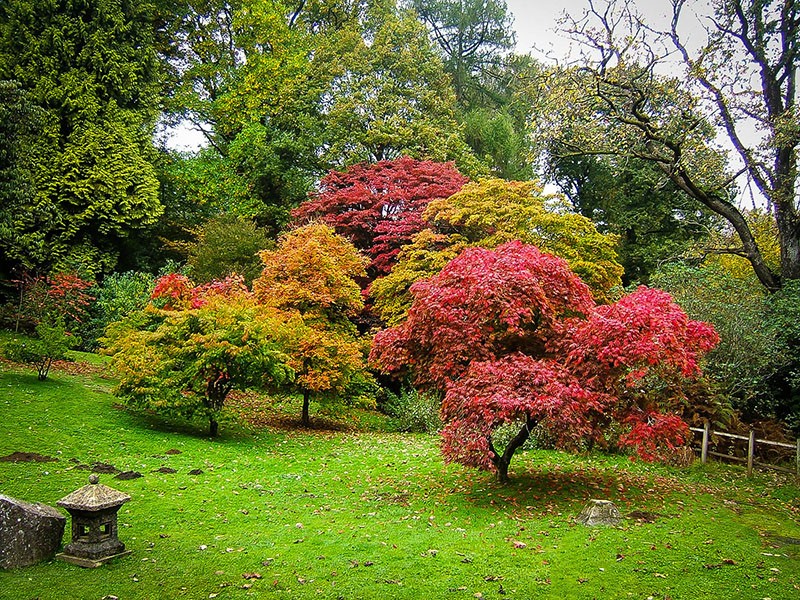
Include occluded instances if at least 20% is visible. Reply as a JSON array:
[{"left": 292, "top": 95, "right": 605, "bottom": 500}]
[{"left": 57, "top": 474, "right": 130, "bottom": 511}]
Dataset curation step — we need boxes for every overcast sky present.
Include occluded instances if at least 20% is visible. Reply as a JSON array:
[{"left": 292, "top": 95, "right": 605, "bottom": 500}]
[
  {"left": 506, "top": 0, "right": 680, "bottom": 60},
  {"left": 505, "top": 0, "right": 579, "bottom": 58}
]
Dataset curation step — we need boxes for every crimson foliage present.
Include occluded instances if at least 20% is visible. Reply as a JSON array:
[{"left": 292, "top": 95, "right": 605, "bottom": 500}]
[
  {"left": 370, "top": 242, "right": 718, "bottom": 481},
  {"left": 291, "top": 157, "right": 468, "bottom": 275},
  {"left": 12, "top": 271, "right": 94, "bottom": 333}
]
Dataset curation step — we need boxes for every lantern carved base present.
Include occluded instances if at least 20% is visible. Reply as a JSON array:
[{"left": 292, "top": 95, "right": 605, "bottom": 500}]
[{"left": 56, "top": 549, "right": 132, "bottom": 568}]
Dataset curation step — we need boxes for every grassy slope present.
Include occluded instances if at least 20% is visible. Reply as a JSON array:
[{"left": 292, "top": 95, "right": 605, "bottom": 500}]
[{"left": 0, "top": 360, "right": 798, "bottom": 600}]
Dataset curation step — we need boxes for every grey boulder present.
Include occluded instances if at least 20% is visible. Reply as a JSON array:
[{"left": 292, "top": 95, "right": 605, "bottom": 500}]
[{"left": 0, "top": 494, "right": 66, "bottom": 568}]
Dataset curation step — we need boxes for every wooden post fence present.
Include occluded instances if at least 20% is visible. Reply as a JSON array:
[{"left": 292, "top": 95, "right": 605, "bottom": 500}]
[
  {"left": 691, "top": 421, "right": 800, "bottom": 478},
  {"left": 701, "top": 421, "right": 709, "bottom": 464}
]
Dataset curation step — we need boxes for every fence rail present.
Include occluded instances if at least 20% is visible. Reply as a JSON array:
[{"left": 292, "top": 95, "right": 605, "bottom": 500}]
[{"left": 690, "top": 422, "right": 800, "bottom": 477}]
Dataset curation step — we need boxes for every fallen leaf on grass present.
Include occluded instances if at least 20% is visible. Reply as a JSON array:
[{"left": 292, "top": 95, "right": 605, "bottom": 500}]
[
  {"left": 484, "top": 575, "right": 503, "bottom": 582},
  {"left": 242, "top": 573, "right": 262, "bottom": 580},
  {"left": 512, "top": 541, "right": 527, "bottom": 549}
]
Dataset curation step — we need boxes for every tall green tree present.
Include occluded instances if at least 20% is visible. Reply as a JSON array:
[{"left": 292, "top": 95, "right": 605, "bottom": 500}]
[
  {"left": 160, "top": 0, "right": 321, "bottom": 232},
  {"left": 0, "top": 81, "right": 43, "bottom": 282},
  {"left": 162, "top": 0, "right": 483, "bottom": 223},
  {"left": 547, "top": 153, "right": 719, "bottom": 285},
  {"left": 404, "top": 1, "right": 534, "bottom": 179},
  {"left": 405, "top": 0, "right": 514, "bottom": 106},
  {"left": 314, "top": 6, "right": 482, "bottom": 174},
  {"left": 0, "top": 0, "right": 163, "bottom": 276}
]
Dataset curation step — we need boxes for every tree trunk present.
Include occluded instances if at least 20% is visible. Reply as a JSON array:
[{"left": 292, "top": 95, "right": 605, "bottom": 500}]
[
  {"left": 491, "top": 416, "right": 536, "bottom": 484},
  {"left": 777, "top": 206, "right": 800, "bottom": 283},
  {"left": 209, "top": 417, "right": 219, "bottom": 437},
  {"left": 301, "top": 390, "right": 310, "bottom": 427}
]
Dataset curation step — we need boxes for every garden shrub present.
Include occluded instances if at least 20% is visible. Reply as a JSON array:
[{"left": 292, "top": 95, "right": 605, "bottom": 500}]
[
  {"left": 80, "top": 271, "right": 155, "bottom": 349},
  {"left": 385, "top": 388, "right": 442, "bottom": 433},
  {"left": 4, "top": 316, "right": 79, "bottom": 380}
]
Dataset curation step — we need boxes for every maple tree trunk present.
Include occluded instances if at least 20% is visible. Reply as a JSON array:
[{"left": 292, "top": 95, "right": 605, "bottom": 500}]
[
  {"left": 492, "top": 416, "right": 536, "bottom": 484},
  {"left": 301, "top": 391, "right": 310, "bottom": 427},
  {"left": 209, "top": 416, "right": 219, "bottom": 437},
  {"left": 205, "top": 372, "right": 230, "bottom": 438}
]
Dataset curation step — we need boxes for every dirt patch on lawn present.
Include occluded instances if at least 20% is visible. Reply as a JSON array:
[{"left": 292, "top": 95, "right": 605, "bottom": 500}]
[
  {"left": 227, "top": 390, "right": 355, "bottom": 434},
  {"left": 0, "top": 451, "right": 58, "bottom": 463},
  {"left": 50, "top": 359, "right": 106, "bottom": 376},
  {"left": 626, "top": 510, "right": 665, "bottom": 523},
  {"left": 90, "top": 462, "right": 120, "bottom": 474}
]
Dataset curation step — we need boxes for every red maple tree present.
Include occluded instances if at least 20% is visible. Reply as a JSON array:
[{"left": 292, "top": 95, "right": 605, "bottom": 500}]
[
  {"left": 370, "top": 242, "right": 719, "bottom": 482},
  {"left": 291, "top": 156, "right": 468, "bottom": 276},
  {"left": 151, "top": 273, "right": 251, "bottom": 310}
]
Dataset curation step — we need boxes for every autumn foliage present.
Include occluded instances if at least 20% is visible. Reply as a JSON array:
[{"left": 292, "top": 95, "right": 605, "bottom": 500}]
[
  {"left": 13, "top": 271, "right": 94, "bottom": 332},
  {"left": 253, "top": 224, "right": 374, "bottom": 425},
  {"left": 369, "top": 178, "right": 623, "bottom": 325},
  {"left": 371, "top": 241, "right": 718, "bottom": 482},
  {"left": 253, "top": 223, "right": 367, "bottom": 318},
  {"left": 106, "top": 275, "right": 289, "bottom": 436},
  {"left": 291, "top": 157, "right": 468, "bottom": 275},
  {"left": 107, "top": 226, "right": 375, "bottom": 434}
]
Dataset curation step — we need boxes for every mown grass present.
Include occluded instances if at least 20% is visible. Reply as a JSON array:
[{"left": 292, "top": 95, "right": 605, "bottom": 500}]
[{"left": 0, "top": 357, "right": 798, "bottom": 600}]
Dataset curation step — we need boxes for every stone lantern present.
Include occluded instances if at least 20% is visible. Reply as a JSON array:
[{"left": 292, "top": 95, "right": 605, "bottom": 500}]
[{"left": 56, "top": 474, "right": 132, "bottom": 567}]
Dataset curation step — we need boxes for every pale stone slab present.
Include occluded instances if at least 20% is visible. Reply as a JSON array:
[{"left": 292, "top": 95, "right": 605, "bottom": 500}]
[{"left": 577, "top": 499, "right": 622, "bottom": 526}]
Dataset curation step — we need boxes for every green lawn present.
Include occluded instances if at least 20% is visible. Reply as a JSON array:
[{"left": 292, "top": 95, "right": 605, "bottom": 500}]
[{"left": 0, "top": 358, "right": 798, "bottom": 599}]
